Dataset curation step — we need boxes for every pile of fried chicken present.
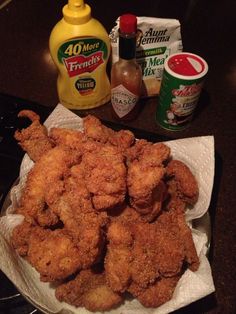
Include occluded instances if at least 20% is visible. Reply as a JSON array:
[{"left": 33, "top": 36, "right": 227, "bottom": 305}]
[{"left": 11, "top": 110, "right": 200, "bottom": 312}]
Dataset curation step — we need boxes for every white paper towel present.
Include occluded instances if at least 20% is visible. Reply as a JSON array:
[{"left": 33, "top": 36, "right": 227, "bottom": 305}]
[{"left": 0, "top": 104, "right": 215, "bottom": 314}]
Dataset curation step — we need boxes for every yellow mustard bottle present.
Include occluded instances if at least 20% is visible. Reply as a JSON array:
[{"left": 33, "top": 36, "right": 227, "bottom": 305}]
[{"left": 49, "top": 0, "right": 111, "bottom": 109}]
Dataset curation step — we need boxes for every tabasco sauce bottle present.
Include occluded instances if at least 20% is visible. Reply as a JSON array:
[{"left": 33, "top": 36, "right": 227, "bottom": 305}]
[{"left": 111, "top": 14, "right": 142, "bottom": 121}]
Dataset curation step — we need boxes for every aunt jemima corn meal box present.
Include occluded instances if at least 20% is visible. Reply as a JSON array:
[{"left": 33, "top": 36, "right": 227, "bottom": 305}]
[{"left": 109, "top": 17, "right": 183, "bottom": 98}]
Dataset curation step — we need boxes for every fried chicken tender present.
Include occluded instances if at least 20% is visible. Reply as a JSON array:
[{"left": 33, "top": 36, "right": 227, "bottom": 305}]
[
  {"left": 105, "top": 206, "right": 146, "bottom": 293},
  {"left": 83, "top": 115, "right": 135, "bottom": 151},
  {"left": 105, "top": 221, "right": 133, "bottom": 292},
  {"left": 81, "top": 145, "right": 127, "bottom": 210},
  {"left": 165, "top": 178, "right": 187, "bottom": 213},
  {"left": 176, "top": 213, "right": 200, "bottom": 271},
  {"left": 83, "top": 115, "right": 112, "bottom": 143},
  {"left": 46, "top": 198, "right": 106, "bottom": 269},
  {"left": 12, "top": 220, "right": 84, "bottom": 282},
  {"left": 45, "top": 163, "right": 93, "bottom": 217},
  {"left": 55, "top": 269, "right": 123, "bottom": 311},
  {"left": 129, "top": 276, "right": 180, "bottom": 308},
  {"left": 45, "top": 164, "right": 108, "bottom": 268},
  {"left": 105, "top": 206, "right": 199, "bottom": 304},
  {"left": 16, "top": 146, "right": 81, "bottom": 226},
  {"left": 11, "top": 220, "right": 34, "bottom": 256},
  {"left": 141, "top": 180, "right": 167, "bottom": 222},
  {"left": 138, "top": 142, "right": 170, "bottom": 166},
  {"left": 110, "top": 205, "right": 144, "bottom": 223},
  {"left": 130, "top": 221, "right": 185, "bottom": 288},
  {"left": 27, "top": 228, "right": 82, "bottom": 282},
  {"left": 126, "top": 140, "right": 170, "bottom": 166},
  {"left": 156, "top": 209, "right": 200, "bottom": 271},
  {"left": 127, "top": 160, "right": 165, "bottom": 219},
  {"left": 166, "top": 160, "right": 199, "bottom": 205},
  {"left": 14, "top": 110, "right": 53, "bottom": 162},
  {"left": 105, "top": 216, "right": 185, "bottom": 293},
  {"left": 125, "top": 139, "right": 150, "bottom": 162},
  {"left": 13, "top": 166, "right": 108, "bottom": 282},
  {"left": 127, "top": 141, "right": 170, "bottom": 220},
  {"left": 108, "top": 129, "right": 135, "bottom": 152},
  {"left": 49, "top": 127, "right": 84, "bottom": 150},
  {"left": 50, "top": 127, "right": 107, "bottom": 159}
]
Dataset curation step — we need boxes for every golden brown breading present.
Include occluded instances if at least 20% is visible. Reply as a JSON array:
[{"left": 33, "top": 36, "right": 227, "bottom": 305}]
[
  {"left": 55, "top": 269, "right": 123, "bottom": 311},
  {"left": 130, "top": 221, "right": 185, "bottom": 286},
  {"left": 126, "top": 140, "right": 170, "bottom": 166},
  {"left": 46, "top": 198, "right": 107, "bottom": 269},
  {"left": 49, "top": 127, "right": 84, "bottom": 150},
  {"left": 45, "top": 165, "right": 109, "bottom": 269},
  {"left": 109, "top": 205, "right": 144, "bottom": 223},
  {"left": 129, "top": 276, "right": 180, "bottom": 308},
  {"left": 81, "top": 145, "right": 127, "bottom": 210},
  {"left": 130, "top": 222, "right": 160, "bottom": 288},
  {"left": 140, "top": 180, "right": 167, "bottom": 222},
  {"left": 11, "top": 220, "right": 34, "bottom": 256},
  {"left": 166, "top": 160, "right": 199, "bottom": 205},
  {"left": 105, "top": 221, "right": 133, "bottom": 292},
  {"left": 138, "top": 142, "right": 171, "bottom": 167},
  {"left": 50, "top": 126, "right": 106, "bottom": 156},
  {"left": 27, "top": 228, "right": 82, "bottom": 282},
  {"left": 83, "top": 114, "right": 112, "bottom": 143},
  {"left": 105, "top": 206, "right": 199, "bottom": 300},
  {"left": 125, "top": 139, "right": 150, "bottom": 162},
  {"left": 126, "top": 141, "right": 170, "bottom": 220},
  {"left": 127, "top": 160, "right": 165, "bottom": 216},
  {"left": 108, "top": 129, "right": 135, "bottom": 151},
  {"left": 45, "top": 163, "right": 93, "bottom": 219},
  {"left": 176, "top": 213, "right": 200, "bottom": 271},
  {"left": 83, "top": 114, "right": 135, "bottom": 151},
  {"left": 14, "top": 110, "right": 54, "bottom": 162},
  {"left": 165, "top": 178, "right": 187, "bottom": 213},
  {"left": 11, "top": 112, "right": 201, "bottom": 310},
  {"left": 13, "top": 167, "right": 108, "bottom": 282},
  {"left": 155, "top": 209, "right": 200, "bottom": 271},
  {"left": 16, "top": 146, "right": 81, "bottom": 226}
]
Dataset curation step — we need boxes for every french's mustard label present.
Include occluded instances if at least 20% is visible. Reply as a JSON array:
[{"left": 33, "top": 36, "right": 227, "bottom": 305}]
[{"left": 58, "top": 38, "right": 108, "bottom": 77}]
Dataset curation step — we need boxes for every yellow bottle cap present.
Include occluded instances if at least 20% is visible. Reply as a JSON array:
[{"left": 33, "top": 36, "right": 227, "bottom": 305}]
[{"left": 63, "top": 0, "right": 91, "bottom": 24}]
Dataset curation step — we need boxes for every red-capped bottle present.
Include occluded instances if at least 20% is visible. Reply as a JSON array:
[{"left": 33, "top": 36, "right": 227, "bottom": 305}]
[{"left": 111, "top": 14, "right": 142, "bottom": 121}]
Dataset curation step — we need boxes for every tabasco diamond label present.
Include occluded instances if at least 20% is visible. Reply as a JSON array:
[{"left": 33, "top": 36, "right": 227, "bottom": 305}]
[{"left": 111, "top": 84, "right": 139, "bottom": 118}]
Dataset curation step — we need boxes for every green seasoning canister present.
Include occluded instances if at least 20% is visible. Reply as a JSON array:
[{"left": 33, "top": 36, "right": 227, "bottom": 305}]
[{"left": 156, "top": 52, "right": 208, "bottom": 131}]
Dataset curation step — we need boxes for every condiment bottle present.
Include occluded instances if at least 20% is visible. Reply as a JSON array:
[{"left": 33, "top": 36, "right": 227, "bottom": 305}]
[
  {"left": 49, "top": 0, "right": 111, "bottom": 110},
  {"left": 156, "top": 52, "right": 208, "bottom": 131},
  {"left": 111, "top": 14, "right": 142, "bottom": 120}
]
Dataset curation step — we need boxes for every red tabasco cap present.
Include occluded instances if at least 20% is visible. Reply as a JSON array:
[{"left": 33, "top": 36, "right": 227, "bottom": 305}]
[{"left": 120, "top": 14, "right": 137, "bottom": 34}]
